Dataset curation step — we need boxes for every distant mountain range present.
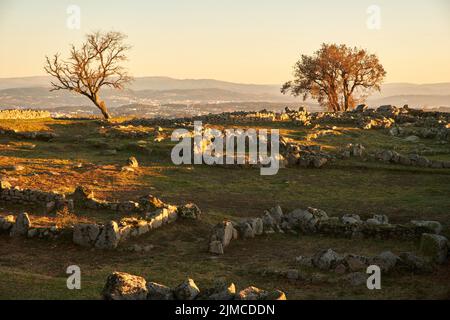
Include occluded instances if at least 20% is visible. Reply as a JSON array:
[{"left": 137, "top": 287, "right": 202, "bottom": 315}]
[{"left": 0, "top": 76, "right": 449, "bottom": 114}]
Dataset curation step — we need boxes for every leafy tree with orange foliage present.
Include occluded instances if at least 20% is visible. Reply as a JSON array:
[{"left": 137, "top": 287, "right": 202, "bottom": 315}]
[{"left": 282, "top": 43, "right": 386, "bottom": 112}]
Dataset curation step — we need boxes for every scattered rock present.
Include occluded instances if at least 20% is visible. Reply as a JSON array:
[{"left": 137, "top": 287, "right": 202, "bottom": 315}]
[
  {"left": 102, "top": 272, "right": 148, "bottom": 300},
  {"left": 420, "top": 233, "right": 448, "bottom": 264},
  {"left": 313, "top": 249, "right": 342, "bottom": 270},
  {"left": 178, "top": 203, "right": 201, "bottom": 219},
  {"left": 371, "top": 251, "right": 400, "bottom": 272},
  {"left": 343, "top": 272, "right": 367, "bottom": 286},
  {"left": 146, "top": 282, "right": 174, "bottom": 300},
  {"left": 174, "top": 278, "right": 200, "bottom": 300}
]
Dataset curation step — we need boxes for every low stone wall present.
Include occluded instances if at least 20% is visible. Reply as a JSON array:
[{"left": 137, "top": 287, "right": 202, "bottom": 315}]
[
  {"left": 0, "top": 109, "right": 51, "bottom": 120},
  {"left": 72, "top": 206, "right": 178, "bottom": 249},
  {"left": 374, "top": 149, "right": 450, "bottom": 169},
  {"left": 339, "top": 144, "right": 450, "bottom": 169},
  {"left": 0, "top": 183, "right": 202, "bottom": 249},
  {"left": 280, "top": 138, "right": 332, "bottom": 168},
  {"left": 0, "top": 202, "right": 200, "bottom": 249},
  {"left": 0, "top": 181, "right": 71, "bottom": 213},
  {"left": 102, "top": 272, "right": 286, "bottom": 300},
  {"left": 287, "top": 235, "right": 448, "bottom": 284},
  {"left": 0, "top": 212, "right": 66, "bottom": 239},
  {"left": 208, "top": 205, "right": 444, "bottom": 255}
]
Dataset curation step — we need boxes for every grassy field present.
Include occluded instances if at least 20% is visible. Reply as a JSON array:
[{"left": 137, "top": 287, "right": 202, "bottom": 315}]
[{"left": 0, "top": 117, "right": 449, "bottom": 299}]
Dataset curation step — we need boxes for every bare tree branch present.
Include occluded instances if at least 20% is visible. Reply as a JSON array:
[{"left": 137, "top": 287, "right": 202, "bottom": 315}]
[{"left": 44, "top": 31, "right": 133, "bottom": 119}]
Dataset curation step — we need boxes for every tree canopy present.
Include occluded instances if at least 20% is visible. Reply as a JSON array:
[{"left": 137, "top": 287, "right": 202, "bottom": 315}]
[{"left": 281, "top": 43, "right": 386, "bottom": 112}]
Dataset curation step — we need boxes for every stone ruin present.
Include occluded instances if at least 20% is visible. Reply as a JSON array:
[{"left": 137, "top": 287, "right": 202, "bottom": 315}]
[
  {"left": 124, "top": 104, "right": 448, "bottom": 135},
  {"left": 0, "top": 180, "right": 72, "bottom": 213},
  {"left": 280, "top": 137, "right": 331, "bottom": 168},
  {"left": 0, "top": 182, "right": 202, "bottom": 249},
  {"left": 339, "top": 143, "right": 450, "bottom": 169},
  {"left": 208, "top": 205, "right": 448, "bottom": 263},
  {"left": 101, "top": 272, "right": 286, "bottom": 300}
]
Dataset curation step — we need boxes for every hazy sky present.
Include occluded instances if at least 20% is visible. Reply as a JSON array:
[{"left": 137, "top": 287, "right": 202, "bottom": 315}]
[{"left": 0, "top": 0, "right": 449, "bottom": 84}]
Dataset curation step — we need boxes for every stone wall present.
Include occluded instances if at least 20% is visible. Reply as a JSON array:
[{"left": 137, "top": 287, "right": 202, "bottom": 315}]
[
  {"left": 0, "top": 180, "right": 71, "bottom": 212},
  {"left": 374, "top": 149, "right": 450, "bottom": 169},
  {"left": 0, "top": 182, "right": 202, "bottom": 249},
  {"left": 208, "top": 205, "right": 444, "bottom": 255},
  {"left": 0, "top": 109, "right": 51, "bottom": 120}
]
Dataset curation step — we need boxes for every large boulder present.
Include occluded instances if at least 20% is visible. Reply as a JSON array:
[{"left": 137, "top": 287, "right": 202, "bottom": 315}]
[
  {"left": 10, "top": 212, "right": 30, "bottom": 237},
  {"left": 146, "top": 282, "right": 174, "bottom": 300},
  {"left": 420, "top": 233, "right": 448, "bottom": 264},
  {"left": 73, "top": 224, "right": 100, "bottom": 247},
  {"left": 95, "top": 221, "right": 121, "bottom": 249},
  {"left": 102, "top": 272, "right": 148, "bottom": 300},
  {"left": 174, "top": 278, "right": 200, "bottom": 300}
]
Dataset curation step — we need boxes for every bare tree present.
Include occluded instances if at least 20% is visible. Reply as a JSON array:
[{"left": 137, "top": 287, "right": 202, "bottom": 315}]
[
  {"left": 281, "top": 43, "right": 386, "bottom": 112},
  {"left": 44, "top": 31, "right": 132, "bottom": 119}
]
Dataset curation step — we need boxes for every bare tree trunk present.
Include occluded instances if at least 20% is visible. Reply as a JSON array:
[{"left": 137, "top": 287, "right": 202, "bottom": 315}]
[{"left": 92, "top": 97, "right": 111, "bottom": 120}]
